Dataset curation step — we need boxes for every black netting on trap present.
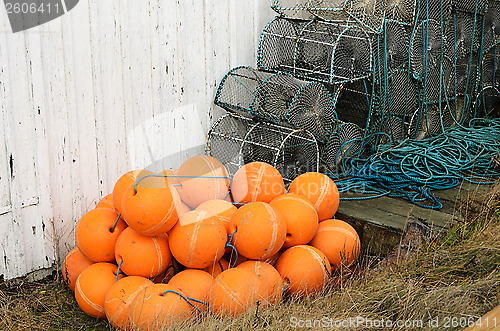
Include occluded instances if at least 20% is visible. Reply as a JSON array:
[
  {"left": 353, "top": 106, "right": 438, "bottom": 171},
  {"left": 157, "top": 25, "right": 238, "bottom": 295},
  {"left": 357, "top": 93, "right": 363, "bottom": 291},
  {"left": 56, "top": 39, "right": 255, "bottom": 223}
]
[
  {"left": 408, "top": 103, "right": 457, "bottom": 139},
  {"left": 376, "top": 69, "right": 419, "bottom": 116},
  {"left": 445, "top": 11, "right": 481, "bottom": 60},
  {"left": 450, "top": 96, "right": 472, "bottom": 124},
  {"left": 320, "top": 122, "right": 364, "bottom": 171},
  {"left": 375, "top": 114, "right": 410, "bottom": 144},
  {"left": 258, "top": 18, "right": 373, "bottom": 85},
  {"left": 271, "top": 0, "right": 315, "bottom": 19},
  {"left": 373, "top": 20, "right": 410, "bottom": 74},
  {"left": 410, "top": 19, "right": 451, "bottom": 79},
  {"left": 343, "top": 0, "right": 386, "bottom": 33},
  {"left": 482, "top": 1, "right": 500, "bottom": 52},
  {"left": 333, "top": 79, "right": 373, "bottom": 128},
  {"left": 385, "top": 0, "right": 417, "bottom": 25},
  {"left": 474, "top": 85, "right": 500, "bottom": 117},
  {"left": 444, "top": 52, "right": 480, "bottom": 96},
  {"left": 414, "top": 0, "right": 451, "bottom": 22},
  {"left": 419, "top": 56, "right": 454, "bottom": 103},
  {"left": 308, "top": 0, "right": 355, "bottom": 23},
  {"left": 482, "top": 46, "right": 500, "bottom": 88},
  {"left": 215, "top": 66, "right": 337, "bottom": 142},
  {"left": 206, "top": 113, "right": 319, "bottom": 182},
  {"left": 450, "top": 0, "right": 488, "bottom": 15}
]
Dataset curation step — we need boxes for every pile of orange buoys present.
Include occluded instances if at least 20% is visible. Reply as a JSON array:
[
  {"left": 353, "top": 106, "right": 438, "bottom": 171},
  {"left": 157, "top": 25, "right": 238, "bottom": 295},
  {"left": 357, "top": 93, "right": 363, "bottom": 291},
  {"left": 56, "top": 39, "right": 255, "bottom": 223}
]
[{"left": 63, "top": 155, "right": 361, "bottom": 330}]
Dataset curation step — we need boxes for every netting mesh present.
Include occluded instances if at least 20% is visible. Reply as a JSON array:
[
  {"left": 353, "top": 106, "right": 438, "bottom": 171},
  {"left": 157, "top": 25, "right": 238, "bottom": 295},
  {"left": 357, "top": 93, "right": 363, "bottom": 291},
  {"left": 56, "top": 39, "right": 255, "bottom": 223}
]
[
  {"left": 450, "top": 0, "right": 488, "bottom": 15},
  {"left": 419, "top": 56, "right": 454, "bottom": 103},
  {"left": 376, "top": 69, "right": 419, "bottom": 116},
  {"left": 482, "top": 46, "right": 500, "bottom": 87},
  {"left": 343, "top": 0, "right": 386, "bottom": 33},
  {"left": 483, "top": 1, "right": 500, "bottom": 52},
  {"left": 309, "top": 0, "right": 353, "bottom": 22},
  {"left": 445, "top": 11, "right": 481, "bottom": 60},
  {"left": 258, "top": 18, "right": 373, "bottom": 84},
  {"left": 474, "top": 85, "right": 500, "bottom": 117},
  {"left": 215, "top": 66, "right": 337, "bottom": 142},
  {"left": 271, "top": 0, "right": 314, "bottom": 19},
  {"left": 374, "top": 20, "right": 410, "bottom": 72},
  {"left": 444, "top": 52, "right": 480, "bottom": 96},
  {"left": 376, "top": 114, "right": 409, "bottom": 144},
  {"left": 319, "top": 121, "right": 363, "bottom": 171},
  {"left": 385, "top": 0, "right": 416, "bottom": 25},
  {"left": 333, "top": 79, "right": 372, "bottom": 128},
  {"left": 415, "top": 0, "right": 451, "bottom": 22},
  {"left": 206, "top": 113, "right": 319, "bottom": 182}
]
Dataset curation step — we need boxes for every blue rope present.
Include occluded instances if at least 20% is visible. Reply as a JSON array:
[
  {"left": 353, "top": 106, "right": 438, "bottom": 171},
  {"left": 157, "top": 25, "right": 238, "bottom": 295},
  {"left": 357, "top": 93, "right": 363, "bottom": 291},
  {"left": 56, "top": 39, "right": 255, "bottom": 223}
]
[
  {"left": 161, "top": 290, "right": 207, "bottom": 315},
  {"left": 110, "top": 214, "right": 121, "bottom": 233}
]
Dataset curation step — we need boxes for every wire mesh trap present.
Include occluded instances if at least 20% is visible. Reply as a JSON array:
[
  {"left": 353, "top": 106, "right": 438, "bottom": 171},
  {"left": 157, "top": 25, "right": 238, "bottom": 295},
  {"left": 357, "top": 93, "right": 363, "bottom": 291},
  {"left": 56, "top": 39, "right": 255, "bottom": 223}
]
[
  {"left": 270, "top": 0, "right": 315, "bottom": 19},
  {"left": 258, "top": 17, "right": 373, "bottom": 85},
  {"left": 374, "top": 114, "right": 410, "bottom": 144},
  {"left": 331, "top": 79, "right": 373, "bottom": 128},
  {"left": 385, "top": 0, "right": 417, "bottom": 25},
  {"left": 373, "top": 20, "right": 410, "bottom": 73},
  {"left": 343, "top": 0, "right": 386, "bottom": 33},
  {"left": 444, "top": 52, "right": 480, "bottom": 97},
  {"left": 214, "top": 66, "right": 338, "bottom": 142},
  {"left": 445, "top": 11, "right": 481, "bottom": 60},
  {"left": 375, "top": 69, "right": 419, "bottom": 117},
  {"left": 482, "top": 46, "right": 500, "bottom": 88},
  {"left": 319, "top": 121, "right": 364, "bottom": 172},
  {"left": 206, "top": 113, "right": 319, "bottom": 182},
  {"left": 474, "top": 85, "right": 500, "bottom": 117},
  {"left": 308, "top": 0, "right": 354, "bottom": 23},
  {"left": 414, "top": 0, "right": 451, "bottom": 22},
  {"left": 482, "top": 1, "right": 500, "bottom": 52},
  {"left": 408, "top": 103, "right": 458, "bottom": 139}
]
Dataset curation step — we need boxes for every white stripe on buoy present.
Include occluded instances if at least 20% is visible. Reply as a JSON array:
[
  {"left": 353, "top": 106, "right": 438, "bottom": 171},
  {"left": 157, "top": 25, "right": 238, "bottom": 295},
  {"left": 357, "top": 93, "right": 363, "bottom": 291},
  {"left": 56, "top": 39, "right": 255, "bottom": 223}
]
[
  {"left": 186, "top": 212, "right": 205, "bottom": 266},
  {"left": 152, "top": 237, "right": 163, "bottom": 278},
  {"left": 302, "top": 246, "right": 329, "bottom": 285},
  {"left": 316, "top": 226, "right": 358, "bottom": 242},
  {"left": 252, "top": 164, "right": 266, "bottom": 202},
  {"left": 264, "top": 203, "right": 279, "bottom": 258},
  {"left": 314, "top": 176, "right": 329, "bottom": 211},
  {"left": 75, "top": 276, "right": 105, "bottom": 315}
]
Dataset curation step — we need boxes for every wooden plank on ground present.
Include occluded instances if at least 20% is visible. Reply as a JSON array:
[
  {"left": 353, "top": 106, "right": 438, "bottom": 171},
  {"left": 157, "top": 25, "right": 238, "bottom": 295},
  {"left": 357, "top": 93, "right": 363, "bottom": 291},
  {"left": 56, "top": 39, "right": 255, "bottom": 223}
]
[{"left": 463, "top": 305, "right": 500, "bottom": 331}]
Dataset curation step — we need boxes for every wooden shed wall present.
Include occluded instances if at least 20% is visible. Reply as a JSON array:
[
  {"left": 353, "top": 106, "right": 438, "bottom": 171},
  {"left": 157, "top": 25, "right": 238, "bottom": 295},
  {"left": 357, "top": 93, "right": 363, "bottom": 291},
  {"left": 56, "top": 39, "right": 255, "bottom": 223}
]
[{"left": 0, "top": 0, "right": 274, "bottom": 280}]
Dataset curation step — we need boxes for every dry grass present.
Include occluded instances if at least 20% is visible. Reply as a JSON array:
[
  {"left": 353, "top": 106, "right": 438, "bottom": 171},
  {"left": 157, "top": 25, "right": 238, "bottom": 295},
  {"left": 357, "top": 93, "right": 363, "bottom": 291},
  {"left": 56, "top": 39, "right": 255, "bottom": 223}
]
[{"left": 1, "top": 184, "right": 499, "bottom": 331}]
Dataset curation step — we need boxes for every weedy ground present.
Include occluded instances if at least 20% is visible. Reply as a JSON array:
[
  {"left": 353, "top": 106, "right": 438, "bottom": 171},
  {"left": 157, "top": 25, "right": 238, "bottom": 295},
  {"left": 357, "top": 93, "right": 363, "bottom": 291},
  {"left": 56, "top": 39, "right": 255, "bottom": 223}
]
[{"left": 1, "top": 182, "right": 499, "bottom": 331}]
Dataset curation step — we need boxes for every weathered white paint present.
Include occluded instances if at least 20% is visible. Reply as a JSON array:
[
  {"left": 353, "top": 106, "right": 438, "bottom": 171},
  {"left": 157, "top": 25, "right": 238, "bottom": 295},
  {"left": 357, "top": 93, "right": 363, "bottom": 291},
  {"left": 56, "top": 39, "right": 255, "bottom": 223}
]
[{"left": 0, "top": 0, "right": 274, "bottom": 280}]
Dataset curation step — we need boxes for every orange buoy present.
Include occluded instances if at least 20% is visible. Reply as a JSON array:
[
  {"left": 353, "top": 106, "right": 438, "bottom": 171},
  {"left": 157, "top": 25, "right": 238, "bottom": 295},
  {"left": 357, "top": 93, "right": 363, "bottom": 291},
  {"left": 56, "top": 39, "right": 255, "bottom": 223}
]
[
  {"left": 121, "top": 176, "right": 180, "bottom": 236},
  {"left": 288, "top": 172, "right": 340, "bottom": 221},
  {"left": 112, "top": 169, "right": 156, "bottom": 214},
  {"left": 275, "top": 245, "right": 331, "bottom": 298},
  {"left": 261, "top": 250, "right": 282, "bottom": 266},
  {"left": 114, "top": 228, "right": 172, "bottom": 278},
  {"left": 309, "top": 219, "right": 360, "bottom": 270},
  {"left": 62, "top": 247, "right": 94, "bottom": 291},
  {"left": 104, "top": 276, "right": 153, "bottom": 330},
  {"left": 168, "top": 269, "right": 214, "bottom": 313},
  {"left": 129, "top": 284, "right": 193, "bottom": 330},
  {"left": 203, "top": 258, "right": 230, "bottom": 278},
  {"left": 238, "top": 261, "right": 283, "bottom": 308},
  {"left": 174, "top": 198, "right": 192, "bottom": 219},
  {"left": 75, "top": 262, "right": 125, "bottom": 319},
  {"left": 176, "top": 155, "right": 231, "bottom": 208},
  {"left": 229, "top": 202, "right": 286, "bottom": 260},
  {"left": 75, "top": 208, "right": 127, "bottom": 262},
  {"left": 208, "top": 268, "right": 261, "bottom": 317},
  {"left": 195, "top": 199, "right": 237, "bottom": 235},
  {"left": 158, "top": 168, "right": 180, "bottom": 188},
  {"left": 231, "top": 162, "right": 285, "bottom": 204},
  {"left": 270, "top": 193, "right": 319, "bottom": 249},
  {"left": 168, "top": 210, "right": 227, "bottom": 269},
  {"left": 96, "top": 194, "right": 114, "bottom": 209},
  {"left": 226, "top": 253, "right": 249, "bottom": 268}
]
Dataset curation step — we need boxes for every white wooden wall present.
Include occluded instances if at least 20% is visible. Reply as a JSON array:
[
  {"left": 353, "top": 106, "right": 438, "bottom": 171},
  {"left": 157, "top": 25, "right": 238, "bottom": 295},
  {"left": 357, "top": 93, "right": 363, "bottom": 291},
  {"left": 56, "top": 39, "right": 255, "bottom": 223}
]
[{"left": 0, "top": 0, "right": 274, "bottom": 280}]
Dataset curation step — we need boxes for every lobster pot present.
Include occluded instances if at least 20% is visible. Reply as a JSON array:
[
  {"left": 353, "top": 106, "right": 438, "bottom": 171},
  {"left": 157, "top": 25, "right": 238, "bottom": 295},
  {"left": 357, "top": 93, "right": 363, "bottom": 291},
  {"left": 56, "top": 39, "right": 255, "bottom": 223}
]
[
  {"left": 482, "top": 47, "right": 500, "bottom": 88},
  {"left": 410, "top": 19, "right": 451, "bottom": 80},
  {"left": 332, "top": 79, "right": 372, "bottom": 129},
  {"left": 258, "top": 18, "right": 373, "bottom": 85},
  {"left": 270, "top": 0, "right": 315, "bottom": 19},
  {"left": 374, "top": 114, "right": 411, "bottom": 144},
  {"left": 414, "top": 0, "right": 451, "bottom": 22},
  {"left": 385, "top": 0, "right": 417, "bottom": 25},
  {"left": 343, "top": 0, "right": 386, "bottom": 33},
  {"left": 483, "top": 1, "right": 500, "bottom": 52},
  {"left": 419, "top": 56, "right": 454, "bottom": 104},
  {"left": 445, "top": 11, "right": 481, "bottom": 60},
  {"left": 215, "top": 66, "right": 338, "bottom": 142},
  {"left": 408, "top": 103, "right": 458, "bottom": 139},
  {"left": 320, "top": 122, "right": 364, "bottom": 172},
  {"left": 308, "top": 0, "right": 353, "bottom": 23},
  {"left": 474, "top": 86, "right": 500, "bottom": 117},
  {"left": 206, "top": 113, "right": 320, "bottom": 182},
  {"left": 375, "top": 69, "right": 419, "bottom": 117},
  {"left": 444, "top": 52, "right": 480, "bottom": 97},
  {"left": 450, "top": 0, "right": 488, "bottom": 15},
  {"left": 373, "top": 20, "right": 410, "bottom": 73}
]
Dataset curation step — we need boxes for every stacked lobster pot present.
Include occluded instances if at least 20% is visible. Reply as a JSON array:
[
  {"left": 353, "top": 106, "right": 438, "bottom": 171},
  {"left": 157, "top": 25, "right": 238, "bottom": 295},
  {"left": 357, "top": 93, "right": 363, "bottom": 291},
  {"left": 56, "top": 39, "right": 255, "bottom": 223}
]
[{"left": 208, "top": 0, "right": 500, "bottom": 180}]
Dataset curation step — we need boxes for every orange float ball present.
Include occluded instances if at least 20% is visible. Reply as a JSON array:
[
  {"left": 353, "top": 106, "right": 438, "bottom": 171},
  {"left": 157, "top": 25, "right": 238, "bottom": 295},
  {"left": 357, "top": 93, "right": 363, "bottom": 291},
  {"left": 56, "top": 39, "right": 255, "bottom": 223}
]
[
  {"left": 159, "top": 168, "right": 180, "bottom": 188},
  {"left": 238, "top": 261, "right": 283, "bottom": 307},
  {"left": 209, "top": 268, "right": 261, "bottom": 317},
  {"left": 270, "top": 193, "right": 319, "bottom": 249},
  {"left": 168, "top": 269, "right": 214, "bottom": 313},
  {"left": 275, "top": 245, "right": 331, "bottom": 297},
  {"left": 169, "top": 210, "right": 227, "bottom": 269},
  {"left": 288, "top": 172, "right": 340, "bottom": 221},
  {"left": 129, "top": 284, "right": 193, "bottom": 330},
  {"left": 261, "top": 250, "right": 282, "bottom": 266},
  {"left": 62, "top": 247, "right": 94, "bottom": 291},
  {"left": 229, "top": 202, "right": 286, "bottom": 260},
  {"left": 203, "top": 258, "right": 230, "bottom": 278},
  {"left": 231, "top": 162, "right": 285, "bottom": 204},
  {"left": 174, "top": 198, "right": 192, "bottom": 219},
  {"left": 75, "top": 208, "right": 127, "bottom": 262},
  {"left": 75, "top": 262, "right": 125, "bottom": 319},
  {"left": 121, "top": 176, "right": 180, "bottom": 236},
  {"left": 196, "top": 199, "right": 237, "bottom": 235},
  {"left": 112, "top": 169, "right": 155, "bottom": 214},
  {"left": 309, "top": 219, "right": 361, "bottom": 270},
  {"left": 114, "top": 228, "right": 172, "bottom": 278},
  {"left": 96, "top": 194, "right": 114, "bottom": 209},
  {"left": 104, "top": 276, "right": 153, "bottom": 330},
  {"left": 176, "top": 155, "right": 231, "bottom": 208}
]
